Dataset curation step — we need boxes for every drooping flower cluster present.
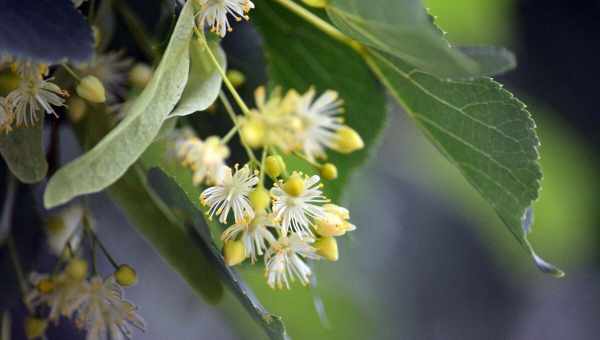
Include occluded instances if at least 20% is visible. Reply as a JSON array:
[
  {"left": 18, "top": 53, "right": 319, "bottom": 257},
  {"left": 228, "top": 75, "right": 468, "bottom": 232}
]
[
  {"left": 175, "top": 86, "right": 363, "bottom": 289},
  {"left": 26, "top": 259, "right": 145, "bottom": 340}
]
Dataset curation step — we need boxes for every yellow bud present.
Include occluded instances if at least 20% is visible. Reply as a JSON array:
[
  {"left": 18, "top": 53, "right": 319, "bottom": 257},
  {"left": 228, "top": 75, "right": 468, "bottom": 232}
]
[
  {"left": 67, "top": 96, "right": 87, "bottom": 122},
  {"left": 65, "top": 258, "right": 88, "bottom": 280},
  {"left": 302, "top": 0, "right": 329, "bottom": 8},
  {"left": 334, "top": 126, "right": 364, "bottom": 154},
  {"left": 320, "top": 163, "right": 338, "bottom": 180},
  {"left": 265, "top": 155, "right": 285, "bottom": 178},
  {"left": 226, "top": 69, "right": 246, "bottom": 88},
  {"left": 223, "top": 240, "right": 246, "bottom": 266},
  {"left": 36, "top": 278, "right": 55, "bottom": 294},
  {"left": 283, "top": 173, "right": 304, "bottom": 197},
  {"left": 315, "top": 213, "right": 345, "bottom": 237},
  {"left": 240, "top": 118, "right": 266, "bottom": 148},
  {"left": 24, "top": 317, "right": 48, "bottom": 339},
  {"left": 249, "top": 187, "right": 270, "bottom": 211},
  {"left": 115, "top": 264, "right": 138, "bottom": 287},
  {"left": 128, "top": 63, "right": 153, "bottom": 89},
  {"left": 323, "top": 203, "right": 350, "bottom": 220},
  {"left": 45, "top": 215, "right": 65, "bottom": 234},
  {"left": 315, "top": 237, "right": 338, "bottom": 261},
  {"left": 76, "top": 76, "right": 106, "bottom": 103}
]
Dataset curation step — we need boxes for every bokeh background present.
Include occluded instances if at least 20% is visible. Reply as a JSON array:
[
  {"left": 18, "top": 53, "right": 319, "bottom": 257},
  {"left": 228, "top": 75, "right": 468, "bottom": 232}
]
[{"left": 2, "top": 0, "right": 600, "bottom": 339}]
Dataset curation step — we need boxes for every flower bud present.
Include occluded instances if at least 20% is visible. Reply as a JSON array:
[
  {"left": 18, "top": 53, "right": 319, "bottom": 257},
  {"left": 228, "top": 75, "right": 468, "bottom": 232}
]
[
  {"left": 323, "top": 203, "right": 350, "bottom": 220},
  {"left": 128, "top": 63, "right": 153, "bottom": 89},
  {"left": 24, "top": 317, "right": 48, "bottom": 339},
  {"left": 249, "top": 186, "right": 270, "bottom": 212},
  {"left": 314, "top": 237, "right": 338, "bottom": 261},
  {"left": 67, "top": 96, "right": 87, "bottom": 122},
  {"left": 334, "top": 126, "right": 364, "bottom": 154},
  {"left": 65, "top": 258, "right": 88, "bottom": 281},
  {"left": 223, "top": 240, "right": 246, "bottom": 266},
  {"left": 302, "top": 0, "right": 329, "bottom": 8},
  {"left": 36, "top": 278, "right": 55, "bottom": 294},
  {"left": 320, "top": 163, "right": 338, "bottom": 180},
  {"left": 115, "top": 264, "right": 138, "bottom": 287},
  {"left": 315, "top": 213, "right": 344, "bottom": 237},
  {"left": 226, "top": 69, "right": 246, "bottom": 88},
  {"left": 283, "top": 173, "right": 304, "bottom": 197},
  {"left": 265, "top": 155, "right": 285, "bottom": 178},
  {"left": 76, "top": 76, "right": 106, "bottom": 103},
  {"left": 240, "top": 118, "right": 266, "bottom": 148}
]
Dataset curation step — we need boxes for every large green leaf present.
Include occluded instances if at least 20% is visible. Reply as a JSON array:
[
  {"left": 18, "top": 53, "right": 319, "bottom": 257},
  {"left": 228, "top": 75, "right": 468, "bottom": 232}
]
[
  {"left": 326, "top": 0, "right": 503, "bottom": 78},
  {"left": 170, "top": 37, "right": 226, "bottom": 117},
  {"left": 107, "top": 167, "right": 224, "bottom": 304},
  {"left": 43, "top": 1, "right": 196, "bottom": 208},
  {"left": 0, "top": 122, "right": 47, "bottom": 183},
  {"left": 366, "top": 50, "right": 563, "bottom": 276},
  {"left": 253, "top": 0, "right": 387, "bottom": 201},
  {"left": 140, "top": 140, "right": 289, "bottom": 340}
]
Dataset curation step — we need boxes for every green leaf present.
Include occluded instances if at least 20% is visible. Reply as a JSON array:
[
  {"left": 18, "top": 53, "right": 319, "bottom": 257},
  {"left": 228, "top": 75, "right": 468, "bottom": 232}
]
[
  {"left": 43, "top": 1, "right": 196, "bottom": 208},
  {"left": 107, "top": 166, "right": 224, "bottom": 304},
  {"left": 0, "top": 122, "right": 47, "bottom": 183},
  {"left": 326, "top": 0, "right": 503, "bottom": 78},
  {"left": 253, "top": 0, "right": 387, "bottom": 201},
  {"left": 170, "top": 37, "right": 226, "bottom": 117},
  {"left": 140, "top": 139, "right": 289, "bottom": 340},
  {"left": 366, "top": 50, "right": 563, "bottom": 276}
]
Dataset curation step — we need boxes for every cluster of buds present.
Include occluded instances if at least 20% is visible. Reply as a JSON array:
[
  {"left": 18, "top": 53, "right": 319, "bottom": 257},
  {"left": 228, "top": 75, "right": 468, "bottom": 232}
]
[{"left": 175, "top": 85, "right": 363, "bottom": 289}]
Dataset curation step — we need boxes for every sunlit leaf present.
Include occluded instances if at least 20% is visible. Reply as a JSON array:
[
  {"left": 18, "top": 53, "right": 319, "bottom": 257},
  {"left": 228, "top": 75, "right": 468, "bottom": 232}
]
[
  {"left": 367, "top": 50, "right": 563, "bottom": 276},
  {"left": 326, "top": 0, "right": 509, "bottom": 78}
]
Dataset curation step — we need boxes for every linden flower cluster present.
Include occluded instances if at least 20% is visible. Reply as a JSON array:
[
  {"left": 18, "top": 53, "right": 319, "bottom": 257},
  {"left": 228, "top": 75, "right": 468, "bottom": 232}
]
[
  {"left": 0, "top": 59, "right": 67, "bottom": 130},
  {"left": 175, "top": 86, "right": 362, "bottom": 289},
  {"left": 25, "top": 259, "right": 144, "bottom": 340},
  {"left": 195, "top": 0, "right": 255, "bottom": 37}
]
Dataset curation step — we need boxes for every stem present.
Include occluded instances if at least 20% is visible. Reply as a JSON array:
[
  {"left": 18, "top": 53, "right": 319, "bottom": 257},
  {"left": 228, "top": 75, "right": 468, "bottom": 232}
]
[
  {"left": 62, "top": 64, "right": 81, "bottom": 81},
  {"left": 293, "top": 151, "right": 321, "bottom": 168},
  {"left": 195, "top": 26, "right": 251, "bottom": 115},
  {"left": 7, "top": 236, "right": 27, "bottom": 298},
  {"left": 0, "top": 173, "right": 17, "bottom": 243},
  {"left": 218, "top": 92, "right": 259, "bottom": 164},
  {"left": 221, "top": 125, "right": 239, "bottom": 144},
  {"left": 259, "top": 147, "right": 268, "bottom": 185},
  {"left": 272, "top": 0, "right": 364, "bottom": 54},
  {"left": 83, "top": 216, "right": 119, "bottom": 269}
]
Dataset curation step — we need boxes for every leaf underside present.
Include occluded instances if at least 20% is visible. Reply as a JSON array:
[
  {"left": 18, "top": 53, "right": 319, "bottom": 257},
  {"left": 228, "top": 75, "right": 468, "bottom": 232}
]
[{"left": 367, "top": 50, "right": 563, "bottom": 276}]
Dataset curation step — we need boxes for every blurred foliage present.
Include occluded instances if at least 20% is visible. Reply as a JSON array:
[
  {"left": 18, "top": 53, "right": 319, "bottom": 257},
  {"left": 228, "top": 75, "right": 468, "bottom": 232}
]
[{"left": 424, "top": 0, "right": 515, "bottom": 44}]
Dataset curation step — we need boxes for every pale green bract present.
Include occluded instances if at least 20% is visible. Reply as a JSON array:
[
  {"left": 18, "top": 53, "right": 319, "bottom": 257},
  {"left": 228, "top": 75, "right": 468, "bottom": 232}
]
[
  {"left": 367, "top": 50, "right": 563, "bottom": 276},
  {"left": 44, "top": 1, "right": 195, "bottom": 208},
  {"left": 0, "top": 121, "right": 47, "bottom": 183},
  {"left": 170, "top": 37, "right": 226, "bottom": 117}
]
